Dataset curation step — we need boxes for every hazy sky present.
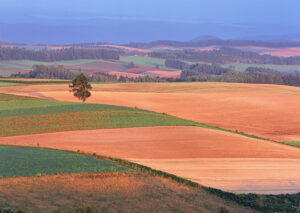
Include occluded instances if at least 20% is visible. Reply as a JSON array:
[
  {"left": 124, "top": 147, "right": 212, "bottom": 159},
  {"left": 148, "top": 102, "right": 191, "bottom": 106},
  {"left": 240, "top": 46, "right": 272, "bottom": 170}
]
[{"left": 1, "top": 0, "right": 299, "bottom": 25}]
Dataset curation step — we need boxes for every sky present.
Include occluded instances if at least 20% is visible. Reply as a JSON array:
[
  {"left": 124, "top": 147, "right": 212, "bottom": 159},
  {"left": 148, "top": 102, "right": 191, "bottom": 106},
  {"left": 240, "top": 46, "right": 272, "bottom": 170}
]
[
  {"left": 0, "top": 0, "right": 299, "bottom": 25},
  {"left": 0, "top": 0, "right": 299, "bottom": 44}
]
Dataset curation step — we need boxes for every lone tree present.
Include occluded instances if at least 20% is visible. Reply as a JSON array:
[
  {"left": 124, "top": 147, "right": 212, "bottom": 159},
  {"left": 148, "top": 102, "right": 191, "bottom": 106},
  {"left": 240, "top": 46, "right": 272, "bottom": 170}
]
[{"left": 69, "top": 73, "right": 92, "bottom": 102}]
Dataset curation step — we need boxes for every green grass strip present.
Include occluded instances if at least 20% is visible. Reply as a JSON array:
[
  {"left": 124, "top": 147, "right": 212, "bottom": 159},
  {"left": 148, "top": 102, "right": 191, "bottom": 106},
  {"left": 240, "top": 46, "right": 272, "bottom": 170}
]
[
  {"left": 0, "top": 146, "right": 130, "bottom": 178},
  {"left": 0, "top": 111, "right": 198, "bottom": 137},
  {"left": 284, "top": 141, "right": 300, "bottom": 148},
  {"left": 0, "top": 82, "right": 25, "bottom": 87},
  {"left": 195, "top": 122, "right": 273, "bottom": 142},
  {"left": 0, "top": 102, "right": 146, "bottom": 118}
]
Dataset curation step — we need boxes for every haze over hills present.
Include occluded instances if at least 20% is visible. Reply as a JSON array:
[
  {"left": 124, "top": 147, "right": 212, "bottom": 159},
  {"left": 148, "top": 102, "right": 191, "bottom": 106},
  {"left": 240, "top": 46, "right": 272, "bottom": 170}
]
[{"left": 0, "top": 7, "right": 299, "bottom": 44}]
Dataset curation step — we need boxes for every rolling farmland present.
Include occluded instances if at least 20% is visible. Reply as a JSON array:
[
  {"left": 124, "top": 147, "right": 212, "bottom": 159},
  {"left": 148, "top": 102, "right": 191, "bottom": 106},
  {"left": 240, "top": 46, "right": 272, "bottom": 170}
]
[
  {"left": 0, "top": 57, "right": 182, "bottom": 79},
  {"left": 0, "top": 93, "right": 197, "bottom": 137},
  {"left": 2, "top": 1, "right": 300, "bottom": 212},
  {"left": 3, "top": 126, "right": 300, "bottom": 194},
  {"left": 5, "top": 82, "right": 299, "bottom": 141},
  {"left": 1, "top": 82, "right": 300, "bottom": 195}
]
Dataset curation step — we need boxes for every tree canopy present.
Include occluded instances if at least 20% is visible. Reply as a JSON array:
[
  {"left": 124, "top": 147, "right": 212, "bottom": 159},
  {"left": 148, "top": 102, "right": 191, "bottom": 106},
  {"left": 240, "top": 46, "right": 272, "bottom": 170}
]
[{"left": 69, "top": 74, "right": 92, "bottom": 102}]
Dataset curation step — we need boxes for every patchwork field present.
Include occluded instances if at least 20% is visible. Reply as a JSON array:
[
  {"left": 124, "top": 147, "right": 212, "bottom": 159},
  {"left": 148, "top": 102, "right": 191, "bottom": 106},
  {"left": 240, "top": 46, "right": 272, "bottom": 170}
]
[
  {"left": 0, "top": 93, "right": 197, "bottom": 137},
  {"left": 1, "top": 82, "right": 300, "bottom": 197},
  {"left": 4, "top": 82, "right": 299, "bottom": 141},
  {"left": 0, "top": 57, "right": 181, "bottom": 79},
  {"left": 2, "top": 127, "right": 300, "bottom": 194}
]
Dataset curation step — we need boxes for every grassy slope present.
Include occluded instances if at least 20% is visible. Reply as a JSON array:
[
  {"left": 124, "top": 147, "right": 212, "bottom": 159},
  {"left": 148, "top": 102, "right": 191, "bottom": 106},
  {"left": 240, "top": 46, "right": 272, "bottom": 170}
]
[
  {"left": 0, "top": 93, "right": 198, "bottom": 137},
  {"left": 0, "top": 146, "right": 129, "bottom": 178},
  {"left": 0, "top": 173, "right": 252, "bottom": 213},
  {"left": 2, "top": 146, "right": 298, "bottom": 213}
]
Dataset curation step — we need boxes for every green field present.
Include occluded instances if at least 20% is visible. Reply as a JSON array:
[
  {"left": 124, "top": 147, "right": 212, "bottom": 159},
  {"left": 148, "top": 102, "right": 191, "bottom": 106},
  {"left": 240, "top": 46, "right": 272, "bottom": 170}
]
[
  {"left": 0, "top": 59, "right": 102, "bottom": 70},
  {"left": 0, "top": 93, "right": 197, "bottom": 136},
  {"left": 120, "top": 56, "right": 168, "bottom": 69},
  {"left": 285, "top": 141, "right": 300, "bottom": 148},
  {"left": 0, "top": 146, "right": 129, "bottom": 178},
  {"left": 0, "top": 82, "right": 25, "bottom": 86},
  {"left": 222, "top": 63, "right": 300, "bottom": 72}
]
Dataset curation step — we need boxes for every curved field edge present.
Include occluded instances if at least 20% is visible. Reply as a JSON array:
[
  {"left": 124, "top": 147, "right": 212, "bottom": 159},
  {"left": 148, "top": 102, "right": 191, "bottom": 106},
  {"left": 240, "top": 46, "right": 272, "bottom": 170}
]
[
  {"left": 73, "top": 150, "right": 300, "bottom": 213},
  {"left": 0, "top": 92, "right": 279, "bottom": 144},
  {"left": 2, "top": 144, "right": 299, "bottom": 213},
  {"left": 0, "top": 93, "right": 199, "bottom": 137},
  {"left": 0, "top": 173, "right": 252, "bottom": 213}
]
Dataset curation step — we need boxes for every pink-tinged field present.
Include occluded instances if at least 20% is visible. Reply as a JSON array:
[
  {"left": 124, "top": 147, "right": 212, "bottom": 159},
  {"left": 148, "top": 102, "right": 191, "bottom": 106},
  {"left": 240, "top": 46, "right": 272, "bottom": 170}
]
[{"left": 240, "top": 46, "right": 300, "bottom": 57}]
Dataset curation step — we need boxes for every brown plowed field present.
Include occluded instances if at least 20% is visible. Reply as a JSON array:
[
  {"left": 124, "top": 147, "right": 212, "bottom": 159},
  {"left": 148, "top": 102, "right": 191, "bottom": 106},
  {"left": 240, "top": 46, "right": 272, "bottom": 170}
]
[
  {"left": 2, "top": 82, "right": 300, "bottom": 141},
  {"left": 1, "top": 126, "right": 300, "bottom": 194}
]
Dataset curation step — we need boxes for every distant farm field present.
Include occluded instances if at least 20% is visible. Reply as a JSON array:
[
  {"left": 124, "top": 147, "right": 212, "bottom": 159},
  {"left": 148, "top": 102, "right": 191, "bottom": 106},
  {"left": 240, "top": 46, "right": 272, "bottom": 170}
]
[
  {"left": 0, "top": 146, "right": 129, "bottom": 178},
  {"left": 0, "top": 58, "right": 180, "bottom": 78},
  {"left": 120, "top": 56, "right": 167, "bottom": 69},
  {"left": 0, "top": 78, "right": 70, "bottom": 84},
  {"left": 222, "top": 62, "right": 300, "bottom": 72},
  {"left": 0, "top": 93, "right": 197, "bottom": 136}
]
